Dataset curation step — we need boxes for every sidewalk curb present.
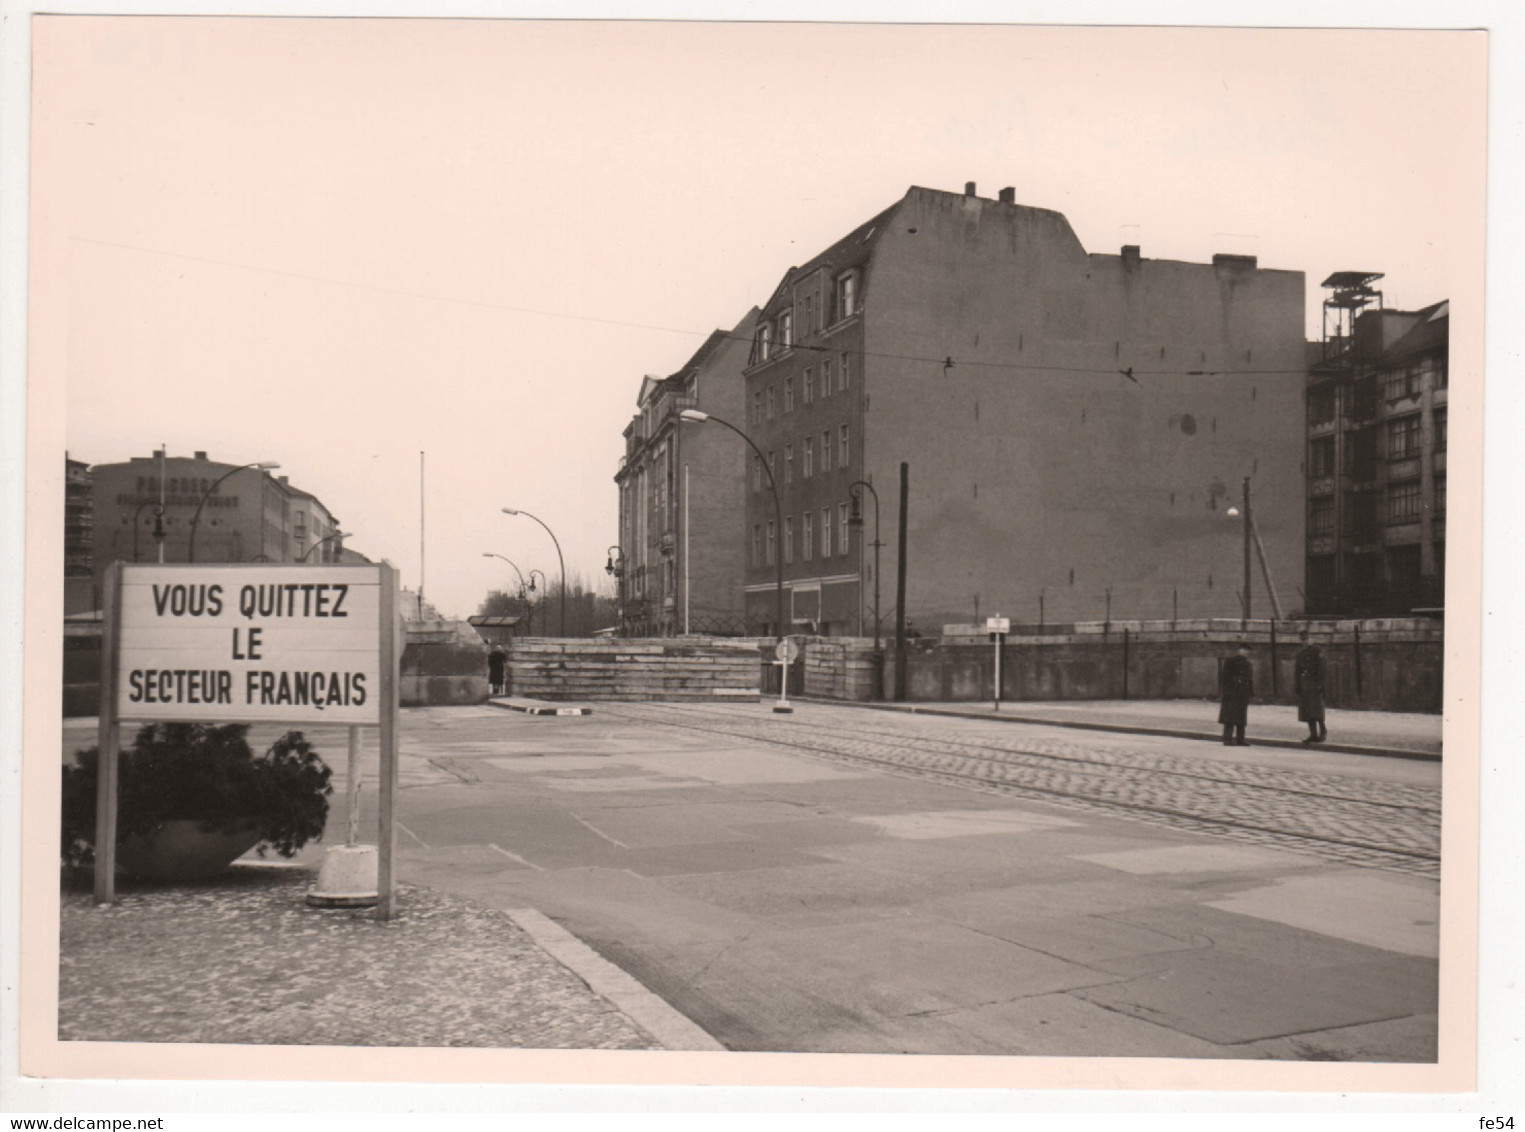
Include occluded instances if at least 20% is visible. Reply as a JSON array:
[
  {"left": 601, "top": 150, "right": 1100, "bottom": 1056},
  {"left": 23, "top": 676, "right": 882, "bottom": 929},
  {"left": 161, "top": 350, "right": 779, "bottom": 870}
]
[
  {"left": 506, "top": 907, "right": 726, "bottom": 1052},
  {"left": 487, "top": 698, "right": 593, "bottom": 716},
  {"left": 804, "top": 698, "right": 1441, "bottom": 762}
]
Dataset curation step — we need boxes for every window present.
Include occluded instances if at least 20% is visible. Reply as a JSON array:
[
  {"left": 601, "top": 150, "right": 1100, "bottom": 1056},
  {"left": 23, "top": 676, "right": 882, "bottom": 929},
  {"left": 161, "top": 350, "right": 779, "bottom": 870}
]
[
  {"left": 784, "top": 376, "right": 794, "bottom": 412},
  {"left": 1436, "top": 356, "right": 1449, "bottom": 389},
  {"left": 803, "top": 368, "right": 814, "bottom": 405},
  {"left": 820, "top": 429, "right": 833, "bottom": 472},
  {"left": 767, "top": 386, "right": 776, "bottom": 420},
  {"left": 839, "top": 424, "right": 850, "bottom": 467},
  {"left": 1387, "top": 479, "right": 1422, "bottom": 523},
  {"left": 1434, "top": 407, "right": 1447, "bottom": 452},
  {"left": 1310, "top": 496, "right": 1335, "bottom": 537},
  {"left": 785, "top": 444, "right": 794, "bottom": 484},
  {"left": 751, "top": 390, "right": 762, "bottom": 425},
  {"left": 778, "top": 309, "right": 793, "bottom": 349},
  {"left": 767, "top": 451, "right": 776, "bottom": 488},
  {"left": 752, "top": 524, "right": 761, "bottom": 566},
  {"left": 838, "top": 503, "right": 850, "bottom": 555},
  {"left": 820, "top": 509, "right": 832, "bottom": 558},
  {"left": 1308, "top": 387, "right": 1336, "bottom": 425},
  {"left": 1388, "top": 415, "right": 1422, "bottom": 460},
  {"left": 836, "top": 271, "right": 857, "bottom": 320},
  {"left": 766, "top": 520, "right": 776, "bottom": 566},
  {"left": 1384, "top": 364, "right": 1420, "bottom": 402},
  {"left": 802, "top": 514, "right": 813, "bottom": 560},
  {"left": 802, "top": 293, "right": 815, "bottom": 337},
  {"left": 753, "top": 455, "right": 763, "bottom": 493},
  {"left": 784, "top": 517, "right": 794, "bottom": 563},
  {"left": 840, "top": 353, "right": 851, "bottom": 391},
  {"left": 759, "top": 322, "right": 774, "bottom": 361},
  {"left": 1435, "top": 474, "right": 1446, "bottom": 516},
  {"left": 1309, "top": 436, "right": 1335, "bottom": 478},
  {"left": 804, "top": 437, "right": 814, "bottom": 478}
]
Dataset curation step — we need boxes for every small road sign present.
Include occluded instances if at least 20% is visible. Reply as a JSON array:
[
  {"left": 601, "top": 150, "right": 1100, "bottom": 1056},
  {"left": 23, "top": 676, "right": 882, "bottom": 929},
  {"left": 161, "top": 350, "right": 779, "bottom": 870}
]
[
  {"left": 985, "top": 616, "right": 1010, "bottom": 635},
  {"left": 775, "top": 638, "right": 800, "bottom": 663}
]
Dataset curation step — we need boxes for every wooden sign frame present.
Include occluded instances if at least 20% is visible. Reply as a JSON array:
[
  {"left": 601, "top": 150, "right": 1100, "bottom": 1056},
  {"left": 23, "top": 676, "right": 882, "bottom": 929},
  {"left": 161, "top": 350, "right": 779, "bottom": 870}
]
[{"left": 92, "top": 560, "right": 402, "bottom": 919}]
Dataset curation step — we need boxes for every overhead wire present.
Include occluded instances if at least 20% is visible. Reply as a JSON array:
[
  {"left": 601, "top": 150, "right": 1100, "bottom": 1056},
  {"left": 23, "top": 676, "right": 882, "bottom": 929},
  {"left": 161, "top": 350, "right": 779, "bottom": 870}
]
[{"left": 72, "top": 233, "right": 1314, "bottom": 380}]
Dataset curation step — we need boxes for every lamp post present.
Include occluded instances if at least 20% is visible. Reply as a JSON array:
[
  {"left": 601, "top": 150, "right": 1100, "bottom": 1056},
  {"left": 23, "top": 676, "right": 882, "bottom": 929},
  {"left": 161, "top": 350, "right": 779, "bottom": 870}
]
[
  {"left": 130, "top": 499, "right": 165, "bottom": 563},
  {"left": 848, "top": 480, "right": 882, "bottom": 648},
  {"left": 187, "top": 461, "right": 279, "bottom": 563},
  {"left": 502, "top": 509, "right": 566, "bottom": 636},
  {"left": 679, "top": 409, "right": 785, "bottom": 647},
  {"left": 483, "top": 552, "right": 531, "bottom": 634},
  {"left": 1227, "top": 476, "right": 1252, "bottom": 623},
  {"left": 605, "top": 546, "right": 625, "bottom": 636},
  {"left": 299, "top": 531, "right": 346, "bottom": 563}
]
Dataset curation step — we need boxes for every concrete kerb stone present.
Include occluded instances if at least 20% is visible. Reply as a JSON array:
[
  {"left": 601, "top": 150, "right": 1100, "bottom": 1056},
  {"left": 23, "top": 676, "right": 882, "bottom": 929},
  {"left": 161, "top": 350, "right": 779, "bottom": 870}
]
[
  {"left": 487, "top": 698, "right": 593, "bottom": 716},
  {"left": 507, "top": 908, "right": 726, "bottom": 1052},
  {"left": 803, "top": 698, "right": 1441, "bottom": 763}
]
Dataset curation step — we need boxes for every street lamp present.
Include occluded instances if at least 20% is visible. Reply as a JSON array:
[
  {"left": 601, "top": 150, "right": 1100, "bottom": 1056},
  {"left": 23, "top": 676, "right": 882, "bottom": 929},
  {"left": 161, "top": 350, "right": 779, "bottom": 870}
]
[
  {"left": 848, "top": 480, "right": 882, "bottom": 648},
  {"left": 502, "top": 509, "right": 566, "bottom": 636},
  {"left": 187, "top": 462, "right": 280, "bottom": 563},
  {"left": 679, "top": 409, "right": 784, "bottom": 646},
  {"left": 130, "top": 499, "right": 165, "bottom": 563},
  {"left": 605, "top": 546, "right": 625, "bottom": 637},
  {"left": 299, "top": 530, "right": 346, "bottom": 563},
  {"left": 483, "top": 552, "right": 531, "bottom": 634}
]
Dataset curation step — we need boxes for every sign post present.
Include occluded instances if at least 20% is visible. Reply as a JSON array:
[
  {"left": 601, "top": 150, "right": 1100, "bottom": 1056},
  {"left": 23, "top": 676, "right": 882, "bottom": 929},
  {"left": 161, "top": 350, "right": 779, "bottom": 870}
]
[
  {"left": 772, "top": 637, "right": 799, "bottom": 714},
  {"left": 985, "top": 615, "right": 1010, "bottom": 712},
  {"left": 95, "top": 562, "right": 399, "bottom": 917}
]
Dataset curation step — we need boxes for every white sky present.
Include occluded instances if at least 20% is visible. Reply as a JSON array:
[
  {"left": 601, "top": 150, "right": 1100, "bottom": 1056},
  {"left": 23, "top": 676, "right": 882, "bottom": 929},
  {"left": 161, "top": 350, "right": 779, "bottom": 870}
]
[{"left": 38, "top": 18, "right": 1484, "bottom": 619}]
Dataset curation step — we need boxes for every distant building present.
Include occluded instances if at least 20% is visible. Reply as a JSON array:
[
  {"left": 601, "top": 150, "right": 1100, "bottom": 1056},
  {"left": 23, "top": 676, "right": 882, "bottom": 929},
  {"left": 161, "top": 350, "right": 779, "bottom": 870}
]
[
  {"left": 64, "top": 454, "right": 94, "bottom": 614},
  {"left": 89, "top": 450, "right": 346, "bottom": 596},
  {"left": 614, "top": 310, "right": 758, "bottom": 635},
  {"left": 1305, "top": 274, "right": 1448, "bottom": 615},
  {"left": 728, "top": 182, "right": 1307, "bottom": 636}
]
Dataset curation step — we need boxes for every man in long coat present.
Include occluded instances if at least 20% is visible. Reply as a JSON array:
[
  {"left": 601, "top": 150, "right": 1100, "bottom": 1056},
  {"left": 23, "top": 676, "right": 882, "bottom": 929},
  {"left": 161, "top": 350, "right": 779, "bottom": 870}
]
[
  {"left": 1219, "top": 643, "right": 1254, "bottom": 746},
  {"left": 1294, "top": 629, "right": 1328, "bottom": 744}
]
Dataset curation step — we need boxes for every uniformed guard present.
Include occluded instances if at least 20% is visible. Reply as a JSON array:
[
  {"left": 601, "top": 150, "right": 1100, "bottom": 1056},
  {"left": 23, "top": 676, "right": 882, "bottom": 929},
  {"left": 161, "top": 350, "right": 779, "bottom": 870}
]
[
  {"left": 1294, "top": 628, "right": 1328, "bottom": 744},
  {"left": 1219, "top": 642, "right": 1254, "bottom": 746}
]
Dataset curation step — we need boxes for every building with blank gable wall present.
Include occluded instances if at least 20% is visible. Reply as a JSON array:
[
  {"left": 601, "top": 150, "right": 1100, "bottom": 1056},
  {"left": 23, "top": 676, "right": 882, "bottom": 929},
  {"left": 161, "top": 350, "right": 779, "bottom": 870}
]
[{"left": 732, "top": 181, "right": 1307, "bottom": 635}]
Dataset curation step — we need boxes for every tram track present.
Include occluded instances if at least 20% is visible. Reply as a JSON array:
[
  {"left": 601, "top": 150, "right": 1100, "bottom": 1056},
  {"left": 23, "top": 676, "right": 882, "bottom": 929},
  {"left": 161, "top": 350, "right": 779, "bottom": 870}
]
[{"left": 596, "top": 701, "right": 1442, "bottom": 878}]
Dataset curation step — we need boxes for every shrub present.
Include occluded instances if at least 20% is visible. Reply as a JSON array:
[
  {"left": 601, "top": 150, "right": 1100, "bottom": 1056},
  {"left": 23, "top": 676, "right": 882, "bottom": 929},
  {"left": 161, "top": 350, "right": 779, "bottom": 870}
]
[{"left": 62, "top": 723, "right": 333, "bottom": 868}]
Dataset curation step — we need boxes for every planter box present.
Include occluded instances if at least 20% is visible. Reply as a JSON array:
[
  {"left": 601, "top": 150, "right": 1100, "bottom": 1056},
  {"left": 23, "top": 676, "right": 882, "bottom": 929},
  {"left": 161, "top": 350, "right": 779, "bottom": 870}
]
[{"left": 116, "top": 819, "right": 263, "bottom": 881}]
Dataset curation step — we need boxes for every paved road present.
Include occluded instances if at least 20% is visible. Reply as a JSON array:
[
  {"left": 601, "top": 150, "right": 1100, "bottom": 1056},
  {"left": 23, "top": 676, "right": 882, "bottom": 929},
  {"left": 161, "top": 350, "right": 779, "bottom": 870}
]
[{"left": 62, "top": 704, "right": 1443, "bottom": 1059}]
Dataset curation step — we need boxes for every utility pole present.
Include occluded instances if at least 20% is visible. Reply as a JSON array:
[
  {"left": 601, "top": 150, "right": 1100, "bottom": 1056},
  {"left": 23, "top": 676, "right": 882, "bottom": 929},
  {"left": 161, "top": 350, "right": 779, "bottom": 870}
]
[
  {"left": 894, "top": 462, "right": 909, "bottom": 702},
  {"left": 1242, "top": 476, "right": 1252, "bottom": 624}
]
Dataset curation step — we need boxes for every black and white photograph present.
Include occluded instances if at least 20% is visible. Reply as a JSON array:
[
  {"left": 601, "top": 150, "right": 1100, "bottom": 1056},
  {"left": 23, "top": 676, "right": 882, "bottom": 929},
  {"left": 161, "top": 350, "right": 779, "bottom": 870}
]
[{"left": 3, "top": 2, "right": 1517, "bottom": 1120}]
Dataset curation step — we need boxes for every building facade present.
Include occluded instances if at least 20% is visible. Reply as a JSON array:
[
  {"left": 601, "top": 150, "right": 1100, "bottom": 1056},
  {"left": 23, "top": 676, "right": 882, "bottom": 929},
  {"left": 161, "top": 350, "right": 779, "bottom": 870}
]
[
  {"left": 614, "top": 311, "right": 757, "bottom": 635},
  {"left": 1305, "top": 277, "right": 1448, "bottom": 616},
  {"left": 64, "top": 455, "right": 95, "bottom": 614},
  {"left": 89, "top": 450, "right": 345, "bottom": 596},
  {"left": 733, "top": 182, "right": 1308, "bottom": 636}
]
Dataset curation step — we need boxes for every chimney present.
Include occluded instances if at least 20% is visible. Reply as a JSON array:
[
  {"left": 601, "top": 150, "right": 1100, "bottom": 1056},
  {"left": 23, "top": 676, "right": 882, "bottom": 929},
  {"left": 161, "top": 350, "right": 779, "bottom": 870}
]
[
  {"left": 1213, "top": 253, "right": 1258, "bottom": 270},
  {"left": 998, "top": 186, "right": 1016, "bottom": 204},
  {"left": 1121, "top": 245, "right": 1141, "bottom": 267},
  {"left": 964, "top": 181, "right": 977, "bottom": 197},
  {"left": 279, "top": 475, "right": 290, "bottom": 485},
  {"left": 193, "top": 451, "right": 207, "bottom": 461}
]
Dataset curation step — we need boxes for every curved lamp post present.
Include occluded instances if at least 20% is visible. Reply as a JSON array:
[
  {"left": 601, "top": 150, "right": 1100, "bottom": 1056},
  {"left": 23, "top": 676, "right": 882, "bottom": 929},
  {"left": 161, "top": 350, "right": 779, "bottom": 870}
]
[
  {"left": 299, "top": 531, "right": 346, "bottom": 563},
  {"left": 503, "top": 509, "right": 565, "bottom": 636},
  {"left": 483, "top": 552, "right": 531, "bottom": 634},
  {"left": 187, "top": 461, "right": 279, "bottom": 563},
  {"left": 848, "top": 480, "right": 882, "bottom": 648},
  {"left": 679, "top": 408, "right": 786, "bottom": 644},
  {"left": 527, "top": 569, "right": 546, "bottom": 637}
]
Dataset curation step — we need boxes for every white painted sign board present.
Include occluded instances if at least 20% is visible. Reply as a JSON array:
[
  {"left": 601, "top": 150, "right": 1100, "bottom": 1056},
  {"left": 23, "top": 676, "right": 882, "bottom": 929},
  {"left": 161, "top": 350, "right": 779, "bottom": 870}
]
[
  {"left": 986, "top": 616, "right": 1010, "bottom": 635},
  {"left": 96, "top": 561, "right": 401, "bottom": 919},
  {"left": 116, "top": 565, "right": 384, "bottom": 724}
]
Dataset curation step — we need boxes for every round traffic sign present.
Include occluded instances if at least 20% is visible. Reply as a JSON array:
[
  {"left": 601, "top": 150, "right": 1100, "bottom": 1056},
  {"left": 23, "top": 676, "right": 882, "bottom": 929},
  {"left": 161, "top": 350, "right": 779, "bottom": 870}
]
[{"left": 774, "top": 638, "right": 800, "bottom": 663}]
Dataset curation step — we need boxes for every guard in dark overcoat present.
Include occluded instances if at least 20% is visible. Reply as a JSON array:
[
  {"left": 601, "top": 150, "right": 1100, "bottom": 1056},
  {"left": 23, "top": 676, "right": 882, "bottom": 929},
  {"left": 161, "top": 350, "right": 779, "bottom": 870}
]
[
  {"left": 1294, "top": 629, "right": 1328, "bottom": 744},
  {"left": 1219, "top": 643, "right": 1254, "bottom": 746}
]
